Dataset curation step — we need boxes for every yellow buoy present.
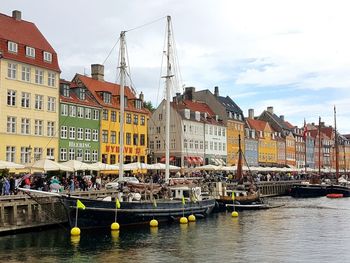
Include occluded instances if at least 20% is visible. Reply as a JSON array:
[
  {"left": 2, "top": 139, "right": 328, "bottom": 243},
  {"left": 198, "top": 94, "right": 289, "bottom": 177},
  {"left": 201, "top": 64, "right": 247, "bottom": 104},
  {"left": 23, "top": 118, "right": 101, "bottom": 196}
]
[
  {"left": 231, "top": 211, "right": 239, "bottom": 217},
  {"left": 150, "top": 219, "right": 159, "bottom": 227},
  {"left": 111, "top": 222, "right": 120, "bottom": 230},
  {"left": 188, "top": 214, "right": 196, "bottom": 222},
  {"left": 180, "top": 216, "right": 188, "bottom": 224},
  {"left": 70, "top": 227, "right": 81, "bottom": 236}
]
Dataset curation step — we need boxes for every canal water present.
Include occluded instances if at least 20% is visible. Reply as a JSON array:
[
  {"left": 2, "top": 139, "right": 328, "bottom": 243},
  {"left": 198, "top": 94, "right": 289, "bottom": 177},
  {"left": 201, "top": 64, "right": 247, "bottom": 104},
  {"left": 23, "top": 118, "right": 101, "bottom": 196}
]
[{"left": 0, "top": 196, "right": 349, "bottom": 263}]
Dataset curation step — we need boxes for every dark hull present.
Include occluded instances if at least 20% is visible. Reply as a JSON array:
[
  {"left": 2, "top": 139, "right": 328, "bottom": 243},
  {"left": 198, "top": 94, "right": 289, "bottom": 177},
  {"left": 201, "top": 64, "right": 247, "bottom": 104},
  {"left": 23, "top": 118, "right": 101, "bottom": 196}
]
[
  {"left": 60, "top": 196, "right": 215, "bottom": 229},
  {"left": 290, "top": 184, "right": 350, "bottom": 198},
  {"left": 290, "top": 184, "right": 328, "bottom": 198}
]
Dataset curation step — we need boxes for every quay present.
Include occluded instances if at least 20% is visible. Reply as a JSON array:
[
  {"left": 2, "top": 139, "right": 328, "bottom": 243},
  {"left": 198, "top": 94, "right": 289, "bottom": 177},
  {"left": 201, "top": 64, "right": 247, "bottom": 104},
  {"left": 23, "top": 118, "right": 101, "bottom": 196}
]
[{"left": 0, "top": 180, "right": 299, "bottom": 234}]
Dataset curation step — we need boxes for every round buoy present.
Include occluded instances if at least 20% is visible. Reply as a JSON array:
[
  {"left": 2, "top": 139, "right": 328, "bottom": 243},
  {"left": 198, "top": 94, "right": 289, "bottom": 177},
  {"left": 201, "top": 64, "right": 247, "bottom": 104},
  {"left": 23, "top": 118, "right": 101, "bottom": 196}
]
[
  {"left": 111, "top": 222, "right": 120, "bottom": 230},
  {"left": 188, "top": 214, "right": 196, "bottom": 222},
  {"left": 231, "top": 211, "right": 239, "bottom": 217},
  {"left": 180, "top": 216, "right": 188, "bottom": 224},
  {"left": 150, "top": 219, "right": 159, "bottom": 227},
  {"left": 70, "top": 227, "right": 81, "bottom": 236}
]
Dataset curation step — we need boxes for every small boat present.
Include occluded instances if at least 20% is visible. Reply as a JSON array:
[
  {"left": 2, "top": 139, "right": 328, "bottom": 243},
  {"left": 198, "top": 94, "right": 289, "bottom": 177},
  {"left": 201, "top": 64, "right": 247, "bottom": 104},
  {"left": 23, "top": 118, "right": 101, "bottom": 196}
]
[
  {"left": 326, "top": 193, "right": 343, "bottom": 198},
  {"left": 289, "top": 182, "right": 328, "bottom": 198},
  {"left": 226, "top": 201, "right": 285, "bottom": 211}
]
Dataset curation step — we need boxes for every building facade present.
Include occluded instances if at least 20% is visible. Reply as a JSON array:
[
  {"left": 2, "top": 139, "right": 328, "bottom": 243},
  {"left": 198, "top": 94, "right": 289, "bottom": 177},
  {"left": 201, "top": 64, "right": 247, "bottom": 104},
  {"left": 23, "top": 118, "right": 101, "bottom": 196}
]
[{"left": 0, "top": 10, "right": 60, "bottom": 163}]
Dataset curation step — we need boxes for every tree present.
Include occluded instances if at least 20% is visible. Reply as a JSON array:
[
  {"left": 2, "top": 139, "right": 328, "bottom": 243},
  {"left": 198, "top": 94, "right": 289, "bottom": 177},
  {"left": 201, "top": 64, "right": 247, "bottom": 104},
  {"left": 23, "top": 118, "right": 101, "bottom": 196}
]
[{"left": 143, "top": 101, "right": 155, "bottom": 112}]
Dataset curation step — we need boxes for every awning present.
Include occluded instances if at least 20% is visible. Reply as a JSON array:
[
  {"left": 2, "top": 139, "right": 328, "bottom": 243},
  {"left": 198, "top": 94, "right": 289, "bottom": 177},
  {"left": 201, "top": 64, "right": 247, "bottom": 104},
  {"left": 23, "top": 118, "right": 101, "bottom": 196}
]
[
  {"left": 197, "top": 157, "right": 204, "bottom": 164},
  {"left": 185, "top": 156, "right": 193, "bottom": 164},
  {"left": 211, "top": 158, "right": 220, "bottom": 165},
  {"left": 160, "top": 156, "right": 175, "bottom": 163}
]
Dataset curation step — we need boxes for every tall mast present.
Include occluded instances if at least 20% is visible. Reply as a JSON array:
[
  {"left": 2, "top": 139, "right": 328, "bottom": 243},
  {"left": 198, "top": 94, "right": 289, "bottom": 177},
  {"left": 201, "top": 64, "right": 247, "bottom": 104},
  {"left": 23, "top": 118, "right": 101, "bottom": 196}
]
[
  {"left": 119, "top": 31, "right": 126, "bottom": 180},
  {"left": 318, "top": 116, "right": 321, "bottom": 175},
  {"left": 237, "top": 134, "right": 243, "bottom": 182},
  {"left": 164, "top": 16, "right": 173, "bottom": 182},
  {"left": 334, "top": 106, "right": 339, "bottom": 181}
]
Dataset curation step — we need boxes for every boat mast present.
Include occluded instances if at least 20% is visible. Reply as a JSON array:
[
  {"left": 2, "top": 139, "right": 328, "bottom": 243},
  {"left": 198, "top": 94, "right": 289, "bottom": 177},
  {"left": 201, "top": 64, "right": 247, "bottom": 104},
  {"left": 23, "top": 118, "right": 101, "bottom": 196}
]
[
  {"left": 119, "top": 31, "right": 126, "bottom": 180},
  {"left": 318, "top": 116, "right": 321, "bottom": 175},
  {"left": 334, "top": 106, "right": 339, "bottom": 181},
  {"left": 164, "top": 16, "right": 174, "bottom": 182},
  {"left": 237, "top": 134, "right": 243, "bottom": 182}
]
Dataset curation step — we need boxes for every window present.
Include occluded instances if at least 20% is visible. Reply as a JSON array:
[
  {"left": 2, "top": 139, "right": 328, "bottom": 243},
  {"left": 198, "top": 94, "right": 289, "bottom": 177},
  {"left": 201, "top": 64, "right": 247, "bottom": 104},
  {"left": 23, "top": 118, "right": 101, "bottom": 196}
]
[
  {"left": 84, "top": 149, "right": 90, "bottom": 162},
  {"left": 61, "top": 104, "right": 68, "bottom": 116},
  {"left": 133, "top": 134, "right": 138, "bottom": 145},
  {"left": 126, "top": 113, "right": 132, "bottom": 124},
  {"left": 149, "top": 141, "right": 154, "bottom": 150},
  {"left": 33, "top": 147, "right": 42, "bottom": 161},
  {"left": 92, "top": 129, "right": 98, "bottom": 141},
  {"left": 26, "top": 46, "right": 35, "bottom": 57},
  {"left": 60, "top": 126, "right": 67, "bottom": 139},
  {"left": 43, "top": 51, "right": 52, "bottom": 62},
  {"left": 35, "top": 95, "right": 43, "bottom": 110},
  {"left": 48, "top": 72, "right": 56, "bottom": 87},
  {"left": 85, "top": 108, "right": 91, "bottom": 119},
  {"left": 133, "top": 114, "right": 138, "bottom": 125},
  {"left": 21, "top": 92, "right": 30, "bottom": 108},
  {"left": 135, "top": 100, "right": 142, "bottom": 109},
  {"left": 7, "top": 90, "right": 16, "bottom": 106},
  {"left": 76, "top": 149, "right": 83, "bottom": 161},
  {"left": 6, "top": 146, "right": 16, "bottom": 162},
  {"left": 102, "top": 130, "right": 108, "bottom": 143},
  {"left": 77, "top": 128, "right": 83, "bottom": 140},
  {"left": 78, "top": 88, "right": 86, "bottom": 100},
  {"left": 85, "top": 129, "right": 91, "bottom": 141},
  {"left": 189, "top": 140, "right": 193, "bottom": 149},
  {"left": 103, "top": 92, "right": 111, "bottom": 104},
  {"left": 47, "top": 121, "right": 55, "bottom": 137},
  {"left": 93, "top": 110, "right": 99, "bottom": 120},
  {"left": 111, "top": 131, "right": 116, "bottom": 144},
  {"left": 195, "top": 140, "right": 199, "bottom": 149},
  {"left": 46, "top": 148, "right": 54, "bottom": 160},
  {"left": 69, "top": 148, "right": 75, "bottom": 160},
  {"left": 159, "top": 114, "right": 163, "bottom": 121},
  {"left": 140, "top": 115, "right": 145, "bottom": 125},
  {"left": 69, "top": 105, "right": 76, "bottom": 117},
  {"left": 35, "top": 69, "right": 44, "bottom": 84},
  {"left": 21, "top": 118, "right": 30, "bottom": 134},
  {"left": 34, "top": 120, "right": 43, "bottom": 135},
  {"left": 92, "top": 150, "right": 98, "bottom": 162},
  {"left": 102, "top": 109, "right": 108, "bottom": 120},
  {"left": 126, "top": 133, "right": 131, "bottom": 145},
  {"left": 140, "top": 134, "right": 145, "bottom": 146},
  {"left": 7, "top": 63, "right": 17, "bottom": 79},
  {"left": 47, "top": 97, "right": 56, "bottom": 111},
  {"left": 110, "top": 155, "right": 116, "bottom": 164},
  {"left": 184, "top": 139, "right": 187, "bottom": 149},
  {"left": 77, "top": 107, "right": 84, "bottom": 118},
  {"left": 69, "top": 127, "right": 76, "bottom": 139},
  {"left": 60, "top": 148, "right": 67, "bottom": 161},
  {"left": 22, "top": 66, "right": 30, "bottom": 82},
  {"left": 8, "top": 41, "right": 18, "bottom": 53},
  {"left": 7, "top": 116, "right": 16, "bottom": 133},
  {"left": 20, "top": 147, "right": 31, "bottom": 164},
  {"left": 111, "top": 111, "right": 116, "bottom": 122},
  {"left": 62, "top": 84, "right": 70, "bottom": 97},
  {"left": 156, "top": 140, "right": 161, "bottom": 149}
]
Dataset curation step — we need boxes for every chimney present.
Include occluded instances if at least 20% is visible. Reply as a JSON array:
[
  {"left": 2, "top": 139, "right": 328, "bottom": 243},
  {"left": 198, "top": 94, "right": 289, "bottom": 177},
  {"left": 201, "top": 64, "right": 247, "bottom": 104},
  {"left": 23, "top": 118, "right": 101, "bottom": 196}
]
[
  {"left": 280, "top": 115, "right": 284, "bottom": 121},
  {"left": 214, "top": 86, "right": 219, "bottom": 97},
  {"left": 139, "top": 92, "right": 144, "bottom": 101},
  {"left": 91, "top": 64, "right": 104, "bottom": 81},
  {"left": 248, "top": 109, "right": 254, "bottom": 119},
  {"left": 184, "top": 87, "right": 195, "bottom": 101},
  {"left": 12, "top": 10, "right": 21, "bottom": 21},
  {"left": 267, "top": 106, "right": 274, "bottom": 114}
]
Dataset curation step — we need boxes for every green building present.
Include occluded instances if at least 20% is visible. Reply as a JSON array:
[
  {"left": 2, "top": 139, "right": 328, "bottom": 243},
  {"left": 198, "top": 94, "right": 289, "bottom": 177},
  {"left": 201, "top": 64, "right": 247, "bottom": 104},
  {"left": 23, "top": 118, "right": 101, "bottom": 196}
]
[{"left": 59, "top": 79, "right": 101, "bottom": 163}]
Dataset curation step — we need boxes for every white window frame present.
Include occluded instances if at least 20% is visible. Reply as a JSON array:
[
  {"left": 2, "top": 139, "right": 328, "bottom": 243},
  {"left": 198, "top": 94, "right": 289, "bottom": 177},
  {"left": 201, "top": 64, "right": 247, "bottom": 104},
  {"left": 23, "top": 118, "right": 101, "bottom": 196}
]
[
  {"left": 47, "top": 121, "right": 55, "bottom": 137},
  {"left": 92, "top": 150, "right": 98, "bottom": 162},
  {"left": 47, "top": 97, "right": 56, "bottom": 112},
  {"left": 6, "top": 146, "right": 16, "bottom": 162},
  {"left": 61, "top": 126, "right": 67, "bottom": 139},
  {"left": 7, "top": 63, "right": 17, "bottom": 79},
  {"left": 69, "top": 148, "right": 75, "bottom": 160},
  {"left": 93, "top": 110, "right": 99, "bottom": 120},
  {"left": 92, "top": 129, "right": 98, "bottom": 141},
  {"left": 69, "top": 105, "right": 76, "bottom": 117},
  {"left": 33, "top": 147, "right": 42, "bottom": 161},
  {"left": 21, "top": 92, "right": 30, "bottom": 108},
  {"left": 34, "top": 119, "right": 43, "bottom": 136},
  {"left": 35, "top": 94, "right": 44, "bottom": 110},
  {"left": 7, "top": 90, "right": 16, "bottom": 106},
  {"left": 77, "top": 107, "right": 84, "bottom": 118},
  {"left": 77, "top": 128, "right": 83, "bottom": 140},
  {"left": 35, "top": 69, "right": 44, "bottom": 84},
  {"left": 69, "top": 127, "right": 76, "bottom": 140},
  {"left": 7, "top": 116, "right": 16, "bottom": 133},
  {"left": 22, "top": 65, "right": 31, "bottom": 82},
  {"left": 46, "top": 148, "right": 54, "bottom": 160},
  {"left": 21, "top": 118, "right": 30, "bottom": 135},
  {"left": 48, "top": 72, "right": 56, "bottom": 87},
  {"left": 8, "top": 41, "right": 18, "bottom": 53},
  {"left": 85, "top": 128, "right": 91, "bottom": 141},
  {"left": 26, "top": 46, "right": 35, "bottom": 58},
  {"left": 60, "top": 148, "right": 67, "bottom": 161},
  {"left": 85, "top": 108, "right": 91, "bottom": 119},
  {"left": 43, "top": 51, "right": 52, "bottom": 62},
  {"left": 61, "top": 104, "right": 68, "bottom": 116}
]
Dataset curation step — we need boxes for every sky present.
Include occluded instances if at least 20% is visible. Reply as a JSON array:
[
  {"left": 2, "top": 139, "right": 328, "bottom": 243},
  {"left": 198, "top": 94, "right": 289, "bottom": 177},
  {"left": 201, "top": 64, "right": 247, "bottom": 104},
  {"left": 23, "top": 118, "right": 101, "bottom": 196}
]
[{"left": 3, "top": 0, "right": 350, "bottom": 133}]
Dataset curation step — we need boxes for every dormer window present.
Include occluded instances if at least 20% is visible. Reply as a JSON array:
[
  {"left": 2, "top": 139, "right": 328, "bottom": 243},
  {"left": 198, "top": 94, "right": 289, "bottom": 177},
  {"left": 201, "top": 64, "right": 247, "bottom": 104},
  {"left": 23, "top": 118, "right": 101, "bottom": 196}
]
[
  {"left": 103, "top": 92, "right": 111, "bottom": 104},
  {"left": 26, "top": 46, "right": 35, "bottom": 58},
  {"left": 43, "top": 51, "right": 52, "bottom": 62},
  {"left": 61, "top": 84, "right": 70, "bottom": 97},
  {"left": 78, "top": 88, "right": 86, "bottom": 100},
  {"left": 8, "top": 41, "right": 18, "bottom": 53},
  {"left": 135, "top": 99, "right": 142, "bottom": 109}
]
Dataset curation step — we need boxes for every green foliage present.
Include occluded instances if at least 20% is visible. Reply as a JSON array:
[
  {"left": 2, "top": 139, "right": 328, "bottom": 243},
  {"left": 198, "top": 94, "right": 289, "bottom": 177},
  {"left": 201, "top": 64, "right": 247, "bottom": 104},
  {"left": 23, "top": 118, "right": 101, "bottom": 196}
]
[
  {"left": 143, "top": 101, "right": 155, "bottom": 112},
  {"left": 0, "top": 169, "right": 10, "bottom": 178}
]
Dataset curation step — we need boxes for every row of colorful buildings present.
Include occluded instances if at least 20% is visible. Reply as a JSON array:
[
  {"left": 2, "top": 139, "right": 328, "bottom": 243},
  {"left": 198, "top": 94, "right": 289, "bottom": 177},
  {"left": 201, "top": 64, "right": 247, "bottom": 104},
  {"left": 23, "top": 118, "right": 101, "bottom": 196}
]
[{"left": 1, "top": 10, "right": 350, "bottom": 172}]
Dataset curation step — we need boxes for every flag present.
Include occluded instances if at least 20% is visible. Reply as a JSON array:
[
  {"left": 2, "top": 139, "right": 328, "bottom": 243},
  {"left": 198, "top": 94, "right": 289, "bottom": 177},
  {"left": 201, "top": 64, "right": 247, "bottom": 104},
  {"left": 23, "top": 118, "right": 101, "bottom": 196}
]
[
  {"left": 153, "top": 198, "right": 157, "bottom": 208},
  {"left": 116, "top": 198, "right": 121, "bottom": 209},
  {"left": 302, "top": 119, "right": 308, "bottom": 139},
  {"left": 77, "top": 199, "right": 85, "bottom": 210},
  {"left": 182, "top": 196, "right": 185, "bottom": 205}
]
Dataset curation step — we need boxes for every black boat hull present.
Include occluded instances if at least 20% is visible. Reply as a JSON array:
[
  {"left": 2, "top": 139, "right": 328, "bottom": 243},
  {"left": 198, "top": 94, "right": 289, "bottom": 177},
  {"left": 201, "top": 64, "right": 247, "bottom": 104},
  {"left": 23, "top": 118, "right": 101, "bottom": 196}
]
[
  {"left": 60, "top": 196, "right": 215, "bottom": 229},
  {"left": 290, "top": 184, "right": 350, "bottom": 198}
]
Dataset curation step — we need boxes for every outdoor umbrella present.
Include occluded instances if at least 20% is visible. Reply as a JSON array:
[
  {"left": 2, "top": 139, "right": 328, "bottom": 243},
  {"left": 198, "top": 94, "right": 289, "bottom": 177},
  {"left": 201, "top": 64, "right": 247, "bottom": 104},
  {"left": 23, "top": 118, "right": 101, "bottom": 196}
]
[
  {"left": 193, "top": 164, "right": 220, "bottom": 171},
  {"left": 29, "top": 159, "right": 73, "bottom": 172},
  {"left": 90, "top": 162, "right": 119, "bottom": 171},
  {"left": 148, "top": 163, "right": 181, "bottom": 170},
  {"left": 61, "top": 160, "right": 99, "bottom": 171},
  {"left": 123, "top": 162, "right": 152, "bottom": 171},
  {"left": 0, "top": 160, "right": 25, "bottom": 169}
]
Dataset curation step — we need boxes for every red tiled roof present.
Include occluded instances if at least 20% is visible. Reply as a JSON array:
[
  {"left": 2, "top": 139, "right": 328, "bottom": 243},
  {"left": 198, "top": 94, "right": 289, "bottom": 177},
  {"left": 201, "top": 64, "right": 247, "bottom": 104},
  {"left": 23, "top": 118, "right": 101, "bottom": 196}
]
[
  {"left": 0, "top": 12, "right": 60, "bottom": 72},
  {"left": 284, "top": 121, "right": 295, "bottom": 129},
  {"left": 321, "top": 127, "right": 333, "bottom": 138},
  {"left": 247, "top": 119, "right": 267, "bottom": 132},
  {"left": 75, "top": 74, "right": 149, "bottom": 114},
  {"left": 182, "top": 100, "right": 215, "bottom": 116}
]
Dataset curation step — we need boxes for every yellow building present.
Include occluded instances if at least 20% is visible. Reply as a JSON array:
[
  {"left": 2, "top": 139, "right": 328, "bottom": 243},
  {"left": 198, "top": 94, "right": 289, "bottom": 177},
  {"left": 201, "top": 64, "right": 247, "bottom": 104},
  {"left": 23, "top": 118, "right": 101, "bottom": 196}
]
[
  {"left": 73, "top": 64, "right": 149, "bottom": 165},
  {"left": 0, "top": 10, "right": 60, "bottom": 164},
  {"left": 247, "top": 119, "right": 277, "bottom": 165},
  {"left": 227, "top": 119, "right": 245, "bottom": 166}
]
